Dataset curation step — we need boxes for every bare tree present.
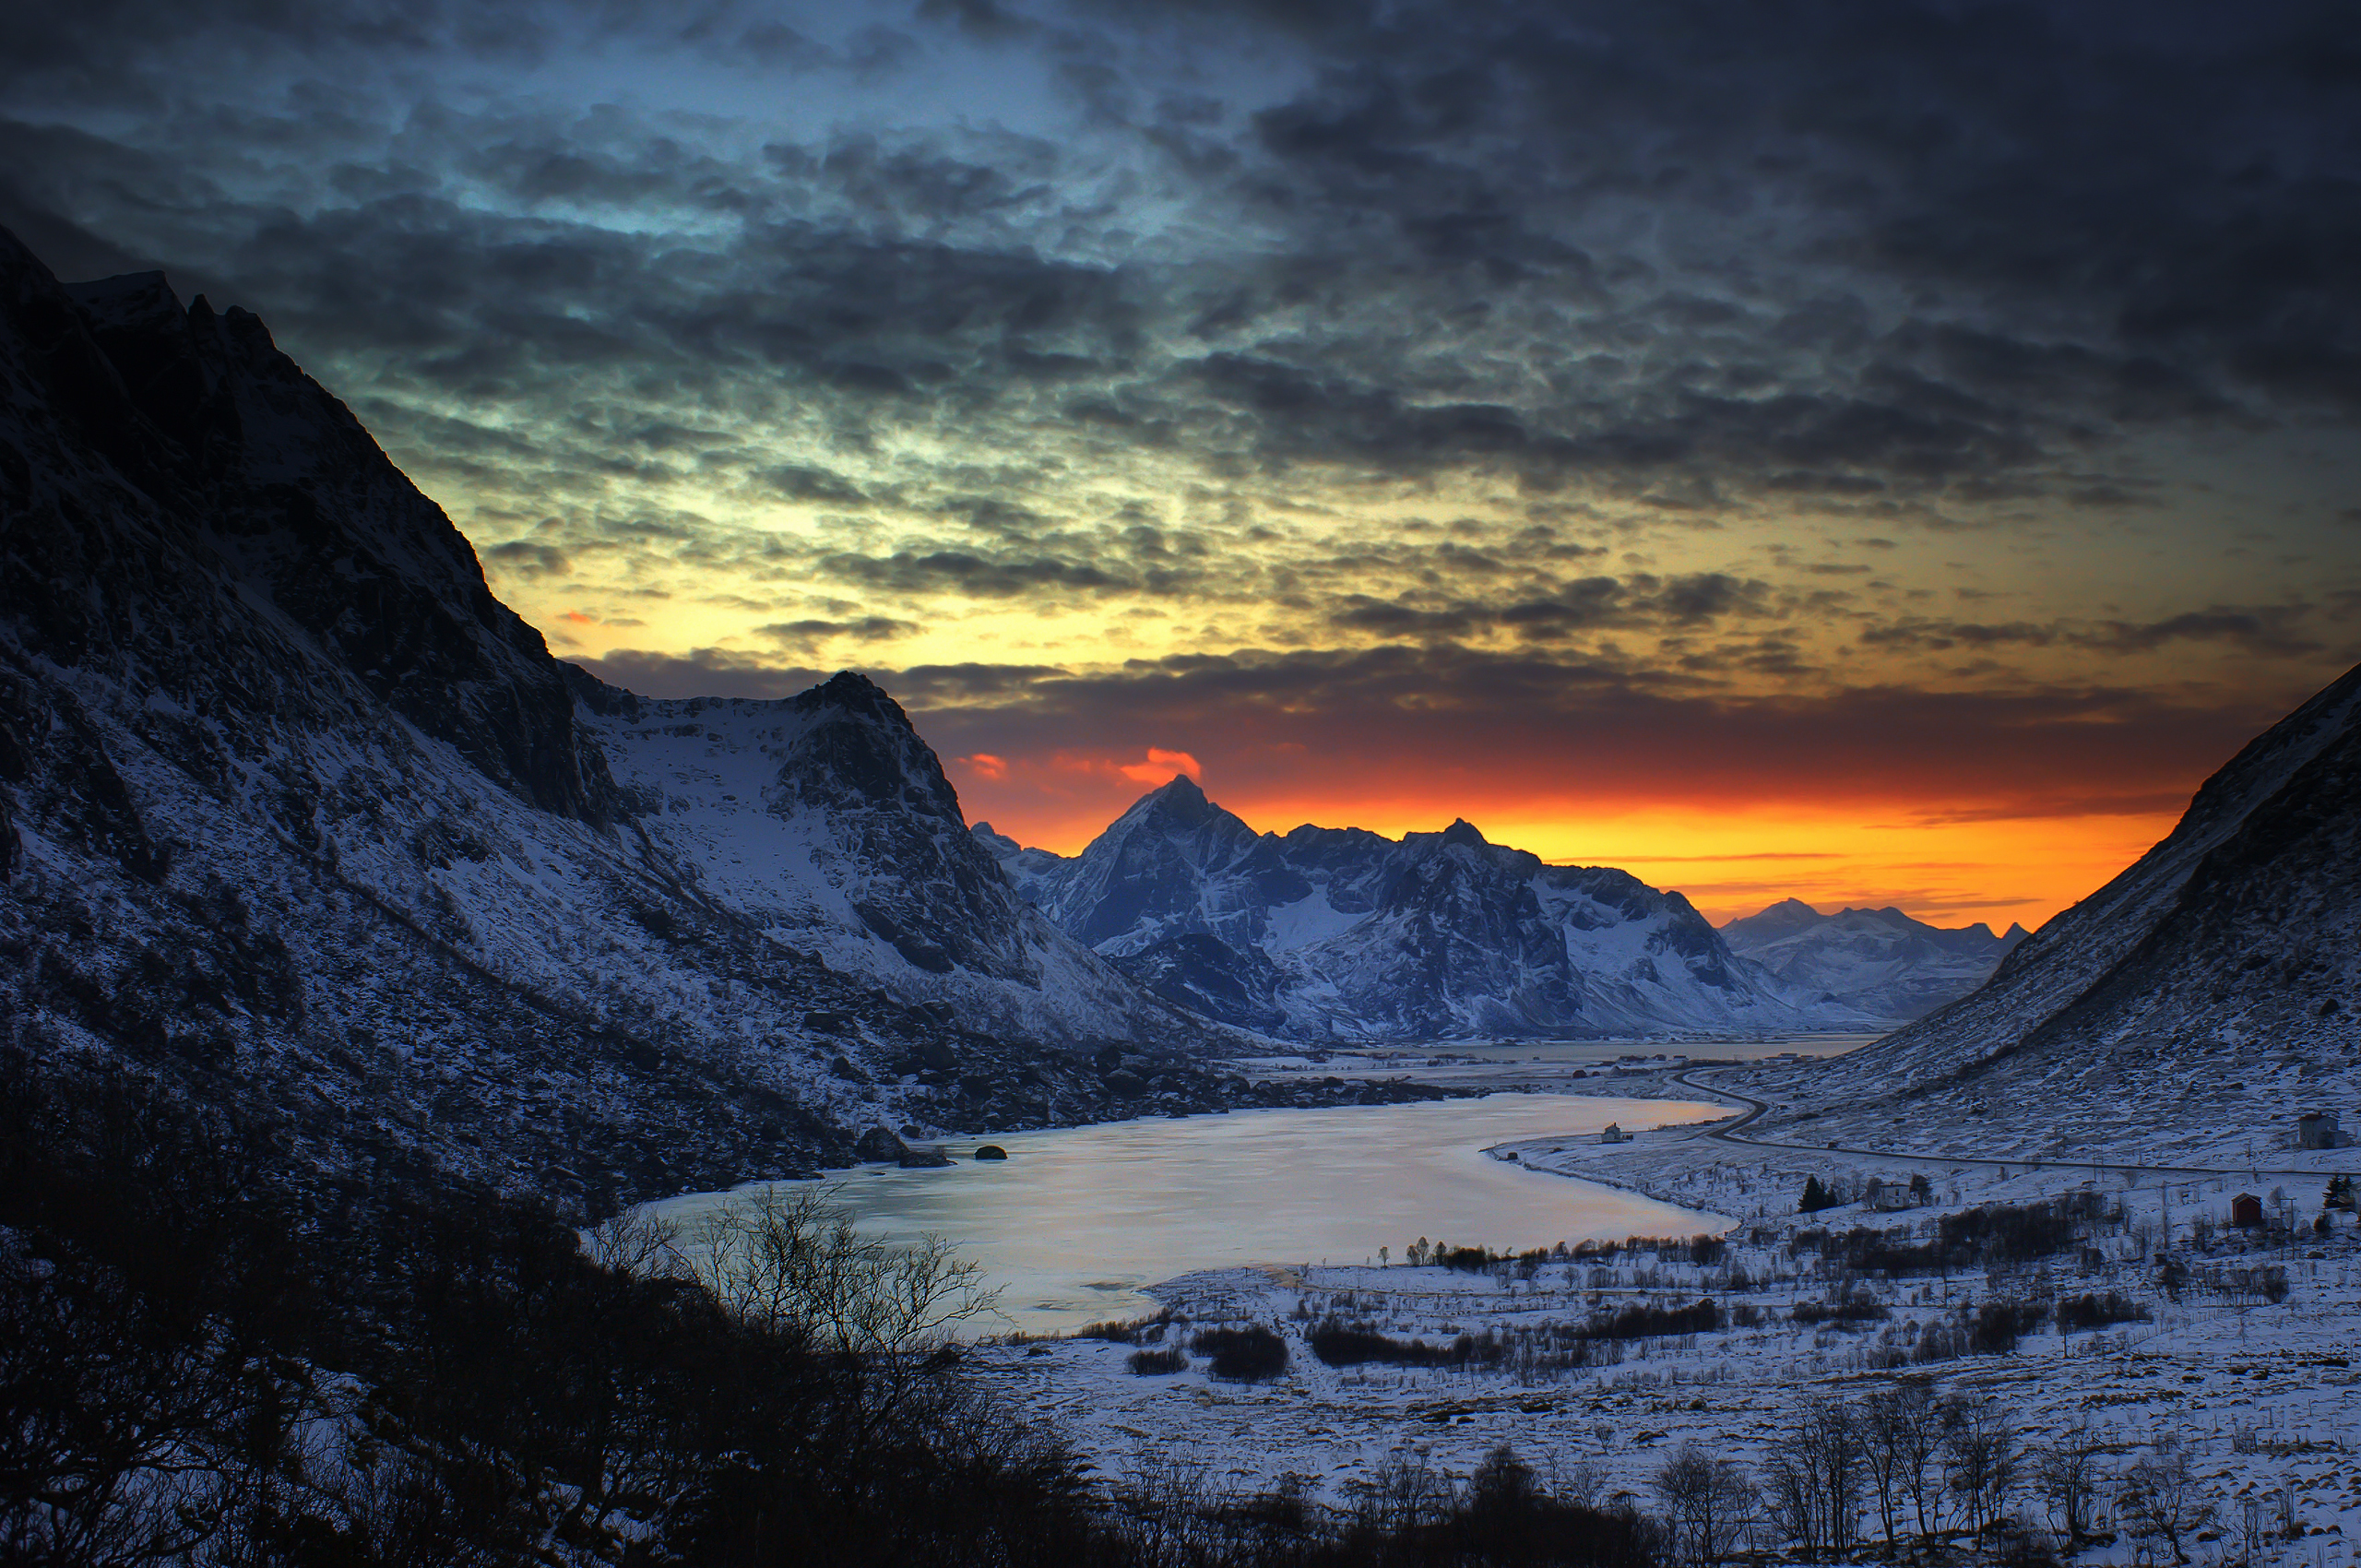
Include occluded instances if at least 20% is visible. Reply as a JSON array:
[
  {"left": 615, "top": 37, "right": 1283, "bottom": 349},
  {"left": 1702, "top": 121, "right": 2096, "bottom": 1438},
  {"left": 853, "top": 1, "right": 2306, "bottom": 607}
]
[
  {"left": 1654, "top": 1442, "right": 1759, "bottom": 1567},
  {"left": 1354, "top": 1449, "right": 1453, "bottom": 1540},
  {"left": 2118, "top": 1443, "right": 2215, "bottom": 1565},
  {"left": 1879, "top": 1379, "right": 1950, "bottom": 1543},
  {"left": 1763, "top": 1396, "right": 1865, "bottom": 1558},
  {"left": 1860, "top": 1383, "right": 1915, "bottom": 1547},
  {"left": 2033, "top": 1420, "right": 2106, "bottom": 1546},
  {"left": 1943, "top": 1396, "right": 2018, "bottom": 1542},
  {"left": 688, "top": 1184, "right": 998, "bottom": 1469},
  {"left": 1115, "top": 1443, "right": 1227, "bottom": 1568},
  {"left": 692, "top": 1184, "right": 995, "bottom": 1356},
  {"left": 582, "top": 1208, "right": 684, "bottom": 1279}
]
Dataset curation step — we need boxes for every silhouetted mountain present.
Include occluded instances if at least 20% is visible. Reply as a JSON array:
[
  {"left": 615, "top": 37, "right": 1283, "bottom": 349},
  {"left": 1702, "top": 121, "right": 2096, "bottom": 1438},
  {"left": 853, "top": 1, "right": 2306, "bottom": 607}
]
[
  {"left": 1721, "top": 900, "right": 2025, "bottom": 1020},
  {"left": 991, "top": 780, "right": 1861, "bottom": 1039}
]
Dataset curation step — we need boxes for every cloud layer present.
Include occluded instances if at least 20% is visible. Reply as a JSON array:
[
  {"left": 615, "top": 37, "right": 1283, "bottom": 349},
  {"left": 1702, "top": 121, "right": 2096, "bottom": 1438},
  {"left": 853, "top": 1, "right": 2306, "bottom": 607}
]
[{"left": 6, "top": 0, "right": 2357, "bottom": 922}]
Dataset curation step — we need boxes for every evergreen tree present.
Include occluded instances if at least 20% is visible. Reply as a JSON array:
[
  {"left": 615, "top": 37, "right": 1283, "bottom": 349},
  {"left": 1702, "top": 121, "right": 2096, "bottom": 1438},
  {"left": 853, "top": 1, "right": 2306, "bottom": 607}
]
[{"left": 1800, "top": 1176, "right": 1836, "bottom": 1213}]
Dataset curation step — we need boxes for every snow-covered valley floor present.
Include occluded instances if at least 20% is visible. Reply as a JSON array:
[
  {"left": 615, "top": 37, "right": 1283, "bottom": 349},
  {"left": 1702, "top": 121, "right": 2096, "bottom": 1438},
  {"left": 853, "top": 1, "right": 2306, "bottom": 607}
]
[{"left": 965, "top": 1052, "right": 2361, "bottom": 1566}]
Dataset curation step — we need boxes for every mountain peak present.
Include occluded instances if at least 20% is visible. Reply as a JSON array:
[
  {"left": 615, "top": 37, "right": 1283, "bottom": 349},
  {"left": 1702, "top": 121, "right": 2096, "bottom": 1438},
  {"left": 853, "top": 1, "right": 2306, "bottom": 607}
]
[
  {"left": 797, "top": 670, "right": 911, "bottom": 730},
  {"left": 1439, "top": 818, "right": 1489, "bottom": 849},
  {"left": 1112, "top": 770, "right": 1219, "bottom": 830}
]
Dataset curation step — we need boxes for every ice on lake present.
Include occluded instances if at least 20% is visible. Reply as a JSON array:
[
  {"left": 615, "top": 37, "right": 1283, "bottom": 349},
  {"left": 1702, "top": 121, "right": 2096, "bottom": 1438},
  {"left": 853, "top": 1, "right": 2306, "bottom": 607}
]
[{"left": 645, "top": 1094, "right": 1732, "bottom": 1336}]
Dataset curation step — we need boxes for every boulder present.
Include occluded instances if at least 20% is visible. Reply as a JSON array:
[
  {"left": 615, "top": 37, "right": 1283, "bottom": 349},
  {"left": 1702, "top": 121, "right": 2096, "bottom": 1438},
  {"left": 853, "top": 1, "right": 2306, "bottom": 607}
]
[
  {"left": 898, "top": 1146, "right": 954, "bottom": 1169},
  {"left": 974, "top": 1145, "right": 1008, "bottom": 1160},
  {"left": 853, "top": 1126, "right": 908, "bottom": 1163},
  {"left": 1105, "top": 1069, "right": 1147, "bottom": 1098}
]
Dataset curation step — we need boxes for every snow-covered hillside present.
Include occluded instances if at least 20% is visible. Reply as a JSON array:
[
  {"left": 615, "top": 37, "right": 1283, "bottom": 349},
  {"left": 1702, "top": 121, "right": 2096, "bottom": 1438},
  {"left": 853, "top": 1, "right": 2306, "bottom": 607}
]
[
  {"left": 1720, "top": 899, "right": 2025, "bottom": 1021},
  {"left": 1775, "top": 661, "right": 2361, "bottom": 1155},
  {"left": 0, "top": 231, "right": 1231, "bottom": 1210},
  {"left": 985, "top": 777, "right": 1862, "bottom": 1039}
]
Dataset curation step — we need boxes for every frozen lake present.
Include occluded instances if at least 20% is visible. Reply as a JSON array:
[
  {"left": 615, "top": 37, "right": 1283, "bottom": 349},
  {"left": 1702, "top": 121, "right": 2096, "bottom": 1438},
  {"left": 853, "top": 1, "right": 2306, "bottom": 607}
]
[{"left": 644, "top": 1094, "right": 1731, "bottom": 1336}]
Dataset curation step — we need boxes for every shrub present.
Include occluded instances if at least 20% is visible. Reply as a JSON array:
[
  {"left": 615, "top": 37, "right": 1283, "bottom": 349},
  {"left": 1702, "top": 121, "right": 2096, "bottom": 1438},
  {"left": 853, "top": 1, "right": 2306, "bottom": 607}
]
[
  {"left": 2055, "top": 1291, "right": 2150, "bottom": 1333},
  {"left": 1307, "top": 1319, "right": 1503, "bottom": 1369},
  {"left": 1792, "top": 1289, "right": 1890, "bottom": 1326},
  {"left": 1589, "top": 1297, "right": 1722, "bottom": 1340},
  {"left": 1435, "top": 1245, "right": 1499, "bottom": 1273},
  {"left": 1190, "top": 1324, "right": 1289, "bottom": 1381},
  {"left": 1127, "top": 1346, "right": 1189, "bottom": 1374}
]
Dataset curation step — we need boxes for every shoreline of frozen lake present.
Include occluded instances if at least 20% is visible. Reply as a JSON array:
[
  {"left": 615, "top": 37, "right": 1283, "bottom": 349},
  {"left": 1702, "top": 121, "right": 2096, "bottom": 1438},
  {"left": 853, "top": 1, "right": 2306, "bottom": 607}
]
[{"left": 642, "top": 1094, "right": 1734, "bottom": 1336}]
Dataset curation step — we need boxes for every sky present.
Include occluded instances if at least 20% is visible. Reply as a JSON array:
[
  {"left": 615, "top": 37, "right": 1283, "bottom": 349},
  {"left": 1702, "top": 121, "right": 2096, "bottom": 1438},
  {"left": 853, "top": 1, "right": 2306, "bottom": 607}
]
[{"left": 6, "top": 0, "right": 2358, "bottom": 930}]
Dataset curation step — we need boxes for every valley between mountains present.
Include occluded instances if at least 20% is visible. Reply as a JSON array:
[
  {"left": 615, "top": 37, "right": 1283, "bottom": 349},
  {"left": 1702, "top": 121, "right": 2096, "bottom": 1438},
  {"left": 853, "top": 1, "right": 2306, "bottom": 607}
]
[
  {"left": 6, "top": 220, "right": 2361, "bottom": 1568},
  {"left": 0, "top": 224, "right": 2027, "bottom": 1210}
]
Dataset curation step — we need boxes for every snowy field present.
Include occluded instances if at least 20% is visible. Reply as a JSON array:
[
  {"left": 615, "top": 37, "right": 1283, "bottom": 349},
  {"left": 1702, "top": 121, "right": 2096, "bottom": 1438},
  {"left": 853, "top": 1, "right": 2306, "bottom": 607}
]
[{"left": 964, "top": 1055, "right": 2360, "bottom": 1565}]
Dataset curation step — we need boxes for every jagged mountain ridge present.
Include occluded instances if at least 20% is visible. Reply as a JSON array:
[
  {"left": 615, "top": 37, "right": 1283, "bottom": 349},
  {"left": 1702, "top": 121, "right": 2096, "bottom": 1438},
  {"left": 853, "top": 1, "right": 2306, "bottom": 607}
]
[
  {"left": 0, "top": 231, "right": 1232, "bottom": 1211},
  {"left": 1720, "top": 899, "right": 2027, "bottom": 1021},
  {"left": 982, "top": 777, "right": 1862, "bottom": 1039},
  {"left": 1777, "top": 662, "right": 2361, "bottom": 1161}
]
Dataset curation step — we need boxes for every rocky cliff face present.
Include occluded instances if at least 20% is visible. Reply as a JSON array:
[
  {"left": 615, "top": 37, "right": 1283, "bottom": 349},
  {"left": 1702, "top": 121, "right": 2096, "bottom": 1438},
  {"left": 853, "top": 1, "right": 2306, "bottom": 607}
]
[
  {"left": 1780, "top": 662, "right": 2361, "bottom": 1161},
  {"left": 51, "top": 267, "right": 619, "bottom": 827},
  {"left": 0, "top": 231, "right": 1220, "bottom": 1212},
  {"left": 1721, "top": 899, "right": 2025, "bottom": 1021},
  {"left": 995, "top": 779, "right": 1856, "bottom": 1039}
]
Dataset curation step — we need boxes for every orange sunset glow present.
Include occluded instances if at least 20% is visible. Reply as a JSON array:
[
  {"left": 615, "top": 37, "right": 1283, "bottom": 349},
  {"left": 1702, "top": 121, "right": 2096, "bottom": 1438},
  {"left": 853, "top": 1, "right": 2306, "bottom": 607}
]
[{"left": 33, "top": 0, "right": 2355, "bottom": 940}]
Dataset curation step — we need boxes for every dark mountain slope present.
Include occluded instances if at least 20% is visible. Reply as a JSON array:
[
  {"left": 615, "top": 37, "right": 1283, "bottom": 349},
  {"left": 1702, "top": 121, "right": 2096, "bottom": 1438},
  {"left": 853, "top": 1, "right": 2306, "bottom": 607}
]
[
  {"left": 1781, "top": 662, "right": 2361, "bottom": 1160},
  {"left": 0, "top": 230, "right": 1243, "bottom": 1211}
]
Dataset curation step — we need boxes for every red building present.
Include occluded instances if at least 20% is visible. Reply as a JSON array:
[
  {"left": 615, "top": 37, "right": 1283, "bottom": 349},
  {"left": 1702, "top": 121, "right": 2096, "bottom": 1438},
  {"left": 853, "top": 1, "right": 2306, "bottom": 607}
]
[{"left": 2230, "top": 1193, "right": 2264, "bottom": 1229}]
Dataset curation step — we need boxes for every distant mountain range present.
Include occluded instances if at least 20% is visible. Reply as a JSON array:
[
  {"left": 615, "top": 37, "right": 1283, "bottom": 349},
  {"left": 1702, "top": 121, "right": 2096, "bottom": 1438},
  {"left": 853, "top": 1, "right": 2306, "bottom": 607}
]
[
  {"left": 979, "top": 777, "right": 1887, "bottom": 1040},
  {"left": 1720, "top": 900, "right": 2026, "bottom": 1021},
  {"left": 1778, "top": 660, "right": 2361, "bottom": 1162}
]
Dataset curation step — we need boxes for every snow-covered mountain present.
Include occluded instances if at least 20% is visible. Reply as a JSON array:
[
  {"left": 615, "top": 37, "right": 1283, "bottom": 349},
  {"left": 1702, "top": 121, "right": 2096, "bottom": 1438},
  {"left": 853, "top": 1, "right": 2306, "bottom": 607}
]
[
  {"left": 0, "top": 231, "right": 1238, "bottom": 1210},
  {"left": 983, "top": 777, "right": 1861, "bottom": 1039},
  {"left": 1720, "top": 899, "right": 2026, "bottom": 1021},
  {"left": 1777, "top": 662, "right": 2361, "bottom": 1161}
]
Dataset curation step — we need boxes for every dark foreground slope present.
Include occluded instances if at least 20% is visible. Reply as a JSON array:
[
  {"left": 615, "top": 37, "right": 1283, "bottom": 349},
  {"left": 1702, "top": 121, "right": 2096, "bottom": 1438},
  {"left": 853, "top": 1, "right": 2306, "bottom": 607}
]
[
  {"left": 0, "top": 1063, "right": 1652, "bottom": 1568},
  {"left": 1780, "top": 662, "right": 2361, "bottom": 1159},
  {"left": 0, "top": 231, "right": 1301, "bottom": 1211}
]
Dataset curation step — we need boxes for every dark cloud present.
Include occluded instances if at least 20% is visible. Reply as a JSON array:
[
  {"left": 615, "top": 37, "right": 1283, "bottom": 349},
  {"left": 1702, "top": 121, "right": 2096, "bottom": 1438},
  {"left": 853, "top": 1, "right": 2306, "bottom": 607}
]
[
  {"left": 578, "top": 647, "right": 825, "bottom": 700},
  {"left": 888, "top": 641, "right": 2297, "bottom": 821},
  {"left": 816, "top": 549, "right": 1132, "bottom": 597},
  {"left": 2073, "top": 607, "right": 2322, "bottom": 659},
  {"left": 1331, "top": 571, "right": 1774, "bottom": 642},
  {"left": 1860, "top": 604, "right": 2324, "bottom": 659},
  {"left": 13, "top": 0, "right": 2343, "bottom": 526},
  {"left": 483, "top": 540, "right": 571, "bottom": 576},
  {"left": 754, "top": 615, "right": 917, "bottom": 649},
  {"left": 5, "top": 0, "right": 2352, "bottom": 763},
  {"left": 765, "top": 464, "right": 870, "bottom": 505}
]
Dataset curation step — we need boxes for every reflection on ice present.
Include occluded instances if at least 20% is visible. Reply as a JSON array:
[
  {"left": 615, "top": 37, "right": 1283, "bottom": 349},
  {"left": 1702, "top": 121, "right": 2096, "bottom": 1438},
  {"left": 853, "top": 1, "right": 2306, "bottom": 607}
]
[{"left": 646, "top": 1094, "right": 1732, "bottom": 1336}]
